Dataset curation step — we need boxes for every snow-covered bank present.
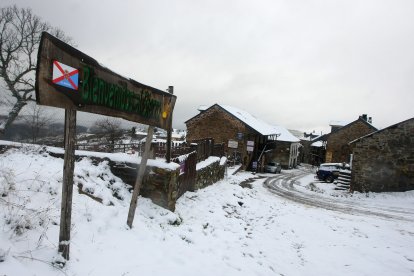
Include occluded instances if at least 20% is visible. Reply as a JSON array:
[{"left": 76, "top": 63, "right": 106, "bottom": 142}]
[{"left": 1, "top": 147, "right": 413, "bottom": 275}]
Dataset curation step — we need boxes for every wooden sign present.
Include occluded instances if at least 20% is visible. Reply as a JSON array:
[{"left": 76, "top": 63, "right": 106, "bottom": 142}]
[
  {"left": 36, "top": 32, "right": 176, "bottom": 130},
  {"left": 228, "top": 140, "right": 238, "bottom": 149},
  {"left": 35, "top": 32, "right": 177, "bottom": 261},
  {"left": 247, "top": 140, "right": 254, "bottom": 152}
]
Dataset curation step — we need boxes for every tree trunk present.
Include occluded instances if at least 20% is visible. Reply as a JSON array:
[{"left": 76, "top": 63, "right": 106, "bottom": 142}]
[{"left": 0, "top": 100, "right": 27, "bottom": 135}]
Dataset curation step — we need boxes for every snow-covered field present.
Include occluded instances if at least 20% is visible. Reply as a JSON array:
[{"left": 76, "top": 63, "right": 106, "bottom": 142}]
[{"left": 1, "top": 144, "right": 414, "bottom": 275}]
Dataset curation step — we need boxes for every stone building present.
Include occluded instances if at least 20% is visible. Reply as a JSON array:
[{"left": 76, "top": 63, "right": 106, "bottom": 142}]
[
  {"left": 324, "top": 115, "right": 377, "bottom": 163},
  {"left": 185, "top": 104, "right": 299, "bottom": 170},
  {"left": 350, "top": 117, "right": 414, "bottom": 192}
]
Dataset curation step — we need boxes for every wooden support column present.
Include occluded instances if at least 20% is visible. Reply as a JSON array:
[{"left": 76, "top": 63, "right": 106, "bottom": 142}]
[
  {"left": 166, "top": 86, "right": 174, "bottom": 163},
  {"left": 127, "top": 126, "right": 154, "bottom": 228},
  {"left": 58, "top": 108, "right": 77, "bottom": 260}
]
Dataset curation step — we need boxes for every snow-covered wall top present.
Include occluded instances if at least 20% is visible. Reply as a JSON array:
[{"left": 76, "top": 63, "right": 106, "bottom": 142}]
[{"left": 0, "top": 140, "right": 180, "bottom": 170}]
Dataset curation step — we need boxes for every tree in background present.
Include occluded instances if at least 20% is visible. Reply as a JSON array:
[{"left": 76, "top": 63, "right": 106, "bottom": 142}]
[
  {"left": 22, "top": 103, "right": 55, "bottom": 143},
  {"left": 0, "top": 5, "right": 71, "bottom": 135},
  {"left": 92, "top": 117, "right": 123, "bottom": 152}
]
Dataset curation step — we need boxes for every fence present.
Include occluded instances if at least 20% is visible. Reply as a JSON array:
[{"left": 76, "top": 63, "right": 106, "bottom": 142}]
[
  {"left": 74, "top": 137, "right": 225, "bottom": 162},
  {"left": 187, "top": 138, "right": 224, "bottom": 162}
]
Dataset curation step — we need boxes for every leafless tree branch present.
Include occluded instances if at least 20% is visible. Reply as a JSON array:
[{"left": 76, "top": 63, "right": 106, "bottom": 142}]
[{"left": 0, "top": 5, "right": 72, "bottom": 135}]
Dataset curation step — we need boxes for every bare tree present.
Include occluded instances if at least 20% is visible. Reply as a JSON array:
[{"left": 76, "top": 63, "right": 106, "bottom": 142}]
[
  {"left": 22, "top": 103, "right": 55, "bottom": 143},
  {"left": 0, "top": 5, "right": 72, "bottom": 134},
  {"left": 92, "top": 117, "right": 123, "bottom": 151}
]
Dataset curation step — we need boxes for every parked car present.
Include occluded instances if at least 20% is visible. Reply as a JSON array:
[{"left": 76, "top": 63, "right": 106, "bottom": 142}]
[
  {"left": 316, "top": 163, "right": 350, "bottom": 182},
  {"left": 264, "top": 162, "right": 282, "bottom": 173}
]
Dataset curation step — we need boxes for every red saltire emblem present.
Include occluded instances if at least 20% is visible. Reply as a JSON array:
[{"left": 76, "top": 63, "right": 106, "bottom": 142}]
[{"left": 52, "top": 60, "right": 79, "bottom": 90}]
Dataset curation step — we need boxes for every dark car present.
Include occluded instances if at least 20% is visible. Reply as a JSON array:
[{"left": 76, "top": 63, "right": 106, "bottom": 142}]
[
  {"left": 264, "top": 162, "right": 282, "bottom": 173},
  {"left": 316, "top": 163, "right": 350, "bottom": 182}
]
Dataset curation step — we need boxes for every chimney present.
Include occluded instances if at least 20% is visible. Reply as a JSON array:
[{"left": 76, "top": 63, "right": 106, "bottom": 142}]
[
  {"left": 368, "top": 117, "right": 372, "bottom": 124},
  {"left": 362, "top": 114, "right": 368, "bottom": 121}
]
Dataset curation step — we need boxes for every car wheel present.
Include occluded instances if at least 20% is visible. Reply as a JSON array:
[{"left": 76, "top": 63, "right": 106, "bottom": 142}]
[{"left": 325, "top": 176, "right": 334, "bottom": 183}]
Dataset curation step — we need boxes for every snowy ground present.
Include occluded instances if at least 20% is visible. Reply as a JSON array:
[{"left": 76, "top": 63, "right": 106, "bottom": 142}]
[{"left": 1, "top": 144, "right": 414, "bottom": 275}]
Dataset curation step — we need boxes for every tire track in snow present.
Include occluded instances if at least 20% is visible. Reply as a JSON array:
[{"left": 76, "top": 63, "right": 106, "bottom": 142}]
[{"left": 264, "top": 168, "right": 414, "bottom": 222}]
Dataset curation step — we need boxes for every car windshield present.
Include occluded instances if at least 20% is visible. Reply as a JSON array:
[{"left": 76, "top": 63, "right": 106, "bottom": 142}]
[
  {"left": 319, "top": 165, "right": 337, "bottom": 171},
  {"left": 267, "top": 162, "right": 276, "bottom": 166}
]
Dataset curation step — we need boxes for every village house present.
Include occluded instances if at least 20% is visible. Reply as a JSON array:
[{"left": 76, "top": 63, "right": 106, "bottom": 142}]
[
  {"left": 185, "top": 104, "right": 300, "bottom": 170},
  {"left": 309, "top": 139, "right": 326, "bottom": 166},
  {"left": 350, "top": 117, "right": 414, "bottom": 192},
  {"left": 289, "top": 130, "right": 324, "bottom": 165},
  {"left": 312, "top": 115, "right": 377, "bottom": 164}
]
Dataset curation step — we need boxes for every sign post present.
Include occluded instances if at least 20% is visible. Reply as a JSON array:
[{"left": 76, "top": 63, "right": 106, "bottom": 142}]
[
  {"left": 35, "top": 32, "right": 177, "bottom": 261},
  {"left": 127, "top": 126, "right": 154, "bottom": 228},
  {"left": 58, "top": 109, "right": 77, "bottom": 260}
]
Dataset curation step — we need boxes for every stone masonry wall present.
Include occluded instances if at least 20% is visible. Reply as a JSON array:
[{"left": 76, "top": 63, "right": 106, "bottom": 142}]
[
  {"left": 195, "top": 159, "right": 226, "bottom": 190},
  {"left": 109, "top": 161, "right": 180, "bottom": 211},
  {"left": 326, "top": 120, "right": 376, "bottom": 163},
  {"left": 351, "top": 119, "right": 414, "bottom": 192},
  {"left": 186, "top": 105, "right": 247, "bottom": 144},
  {"left": 186, "top": 105, "right": 260, "bottom": 169}
]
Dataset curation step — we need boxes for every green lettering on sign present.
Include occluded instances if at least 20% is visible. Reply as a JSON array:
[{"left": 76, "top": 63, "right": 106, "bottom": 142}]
[{"left": 80, "top": 65, "right": 162, "bottom": 119}]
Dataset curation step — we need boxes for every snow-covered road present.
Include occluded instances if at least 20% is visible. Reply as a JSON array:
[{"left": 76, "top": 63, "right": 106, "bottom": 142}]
[{"left": 264, "top": 168, "right": 414, "bottom": 222}]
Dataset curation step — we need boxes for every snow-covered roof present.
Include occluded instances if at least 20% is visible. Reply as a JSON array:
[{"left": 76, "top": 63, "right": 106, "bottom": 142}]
[
  {"left": 269, "top": 125, "right": 300, "bottom": 142},
  {"left": 218, "top": 105, "right": 285, "bottom": 138},
  {"left": 329, "top": 120, "right": 349, "bottom": 127},
  {"left": 311, "top": 141, "right": 324, "bottom": 147},
  {"left": 219, "top": 105, "right": 299, "bottom": 142},
  {"left": 287, "top": 129, "right": 306, "bottom": 140}
]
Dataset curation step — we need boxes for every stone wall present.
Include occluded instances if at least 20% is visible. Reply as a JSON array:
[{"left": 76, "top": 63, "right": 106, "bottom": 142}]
[
  {"left": 108, "top": 161, "right": 180, "bottom": 211},
  {"left": 111, "top": 157, "right": 226, "bottom": 210},
  {"left": 326, "top": 119, "right": 376, "bottom": 163},
  {"left": 351, "top": 118, "right": 414, "bottom": 192},
  {"left": 195, "top": 158, "right": 226, "bottom": 190}
]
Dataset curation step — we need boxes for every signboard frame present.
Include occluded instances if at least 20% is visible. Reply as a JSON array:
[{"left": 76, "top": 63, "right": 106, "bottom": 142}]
[{"left": 36, "top": 32, "right": 176, "bottom": 130}]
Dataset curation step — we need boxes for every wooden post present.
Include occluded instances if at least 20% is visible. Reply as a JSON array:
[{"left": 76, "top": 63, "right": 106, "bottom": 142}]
[
  {"left": 166, "top": 86, "right": 174, "bottom": 163},
  {"left": 58, "top": 109, "right": 77, "bottom": 260},
  {"left": 127, "top": 126, "right": 154, "bottom": 228}
]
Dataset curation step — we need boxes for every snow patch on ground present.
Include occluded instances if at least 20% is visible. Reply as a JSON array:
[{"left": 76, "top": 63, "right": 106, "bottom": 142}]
[{"left": 0, "top": 147, "right": 413, "bottom": 275}]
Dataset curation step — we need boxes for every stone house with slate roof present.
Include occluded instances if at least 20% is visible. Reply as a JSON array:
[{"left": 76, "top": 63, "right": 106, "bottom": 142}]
[
  {"left": 323, "top": 115, "right": 377, "bottom": 163},
  {"left": 350, "top": 117, "right": 414, "bottom": 192},
  {"left": 185, "top": 104, "right": 300, "bottom": 170}
]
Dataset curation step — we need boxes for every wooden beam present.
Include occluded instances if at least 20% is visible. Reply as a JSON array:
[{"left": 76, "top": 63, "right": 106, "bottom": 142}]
[
  {"left": 127, "top": 126, "right": 154, "bottom": 228},
  {"left": 58, "top": 109, "right": 77, "bottom": 260},
  {"left": 166, "top": 86, "right": 174, "bottom": 163}
]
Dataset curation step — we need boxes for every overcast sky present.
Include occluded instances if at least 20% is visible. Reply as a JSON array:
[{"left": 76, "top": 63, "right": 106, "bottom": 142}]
[{"left": 3, "top": 0, "right": 414, "bottom": 133}]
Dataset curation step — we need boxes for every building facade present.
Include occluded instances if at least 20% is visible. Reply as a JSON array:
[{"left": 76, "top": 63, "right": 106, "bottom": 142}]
[
  {"left": 325, "top": 116, "right": 377, "bottom": 163},
  {"left": 185, "top": 104, "right": 299, "bottom": 170},
  {"left": 350, "top": 117, "right": 414, "bottom": 192}
]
